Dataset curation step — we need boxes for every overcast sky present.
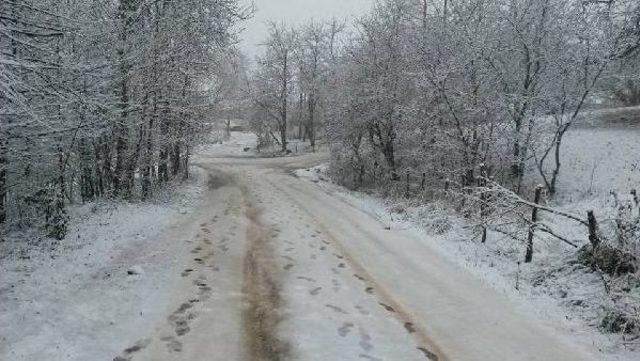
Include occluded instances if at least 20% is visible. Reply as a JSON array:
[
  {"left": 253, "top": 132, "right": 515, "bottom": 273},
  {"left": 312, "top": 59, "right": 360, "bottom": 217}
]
[{"left": 239, "top": 0, "right": 373, "bottom": 60}]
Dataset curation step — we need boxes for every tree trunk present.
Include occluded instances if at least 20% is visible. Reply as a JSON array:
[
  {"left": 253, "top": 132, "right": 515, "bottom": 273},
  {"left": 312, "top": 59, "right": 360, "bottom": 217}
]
[
  {"left": 280, "top": 51, "right": 288, "bottom": 152},
  {"left": 79, "top": 139, "right": 95, "bottom": 202},
  {"left": 124, "top": 124, "right": 144, "bottom": 197},
  {"left": 114, "top": 0, "right": 140, "bottom": 195},
  {"left": 383, "top": 137, "right": 398, "bottom": 180},
  {"left": 158, "top": 96, "right": 170, "bottom": 183},
  {"left": 298, "top": 92, "right": 305, "bottom": 140},
  {"left": 101, "top": 134, "right": 113, "bottom": 192},
  {"left": 308, "top": 94, "right": 316, "bottom": 152},
  {"left": 512, "top": 118, "right": 523, "bottom": 180},
  {"left": 114, "top": 46, "right": 129, "bottom": 193},
  {"left": 549, "top": 130, "right": 565, "bottom": 196},
  {"left": 142, "top": 102, "right": 156, "bottom": 199},
  {"left": 0, "top": 128, "right": 7, "bottom": 225},
  {"left": 183, "top": 146, "right": 190, "bottom": 180},
  {"left": 587, "top": 211, "right": 600, "bottom": 250},
  {"left": 525, "top": 186, "right": 543, "bottom": 263},
  {"left": 172, "top": 143, "right": 181, "bottom": 176},
  {"left": 92, "top": 138, "right": 104, "bottom": 197}
]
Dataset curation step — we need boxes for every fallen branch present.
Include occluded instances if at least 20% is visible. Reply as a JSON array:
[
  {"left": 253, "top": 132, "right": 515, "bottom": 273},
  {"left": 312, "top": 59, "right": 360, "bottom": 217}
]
[
  {"left": 479, "top": 179, "right": 589, "bottom": 228},
  {"left": 536, "top": 226, "right": 580, "bottom": 248}
]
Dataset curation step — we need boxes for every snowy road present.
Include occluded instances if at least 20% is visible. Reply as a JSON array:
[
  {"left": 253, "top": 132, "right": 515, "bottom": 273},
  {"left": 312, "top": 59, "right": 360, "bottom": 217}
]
[
  {"left": 2, "top": 135, "right": 603, "bottom": 361},
  {"left": 120, "top": 142, "right": 599, "bottom": 361}
]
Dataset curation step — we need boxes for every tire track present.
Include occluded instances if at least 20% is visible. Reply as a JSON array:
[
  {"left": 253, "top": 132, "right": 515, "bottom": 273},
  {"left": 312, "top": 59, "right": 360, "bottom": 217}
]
[{"left": 241, "top": 199, "right": 290, "bottom": 361}]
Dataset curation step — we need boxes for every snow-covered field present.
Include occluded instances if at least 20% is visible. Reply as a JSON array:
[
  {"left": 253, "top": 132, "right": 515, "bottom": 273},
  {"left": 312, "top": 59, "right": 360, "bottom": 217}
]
[{"left": 553, "top": 127, "right": 640, "bottom": 201}]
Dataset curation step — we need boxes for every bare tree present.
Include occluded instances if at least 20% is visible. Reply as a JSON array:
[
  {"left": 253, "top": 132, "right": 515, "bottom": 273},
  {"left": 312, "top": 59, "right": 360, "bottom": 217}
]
[{"left": 252, "top": 23, "right": 297, "bottom": 152}]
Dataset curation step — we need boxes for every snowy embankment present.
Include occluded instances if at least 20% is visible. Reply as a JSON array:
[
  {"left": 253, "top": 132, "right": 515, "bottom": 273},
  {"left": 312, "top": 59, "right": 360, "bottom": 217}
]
[
  {"left": 0, "top": 171, "right": 207, "bottom": 360},
  {"left": 296, "top": 138, "right": 640, "bottom": 361}
]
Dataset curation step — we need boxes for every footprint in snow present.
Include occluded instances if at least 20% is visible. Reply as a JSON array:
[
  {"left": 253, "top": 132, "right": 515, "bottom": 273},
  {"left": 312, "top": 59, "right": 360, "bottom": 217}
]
[
  {"left": 326, "top": 304, "right": 349, "bottom": 315},
  {"left": 170, "top": 316, "right": 192, "bottom": 337},
  {"left": 332, "top": 279, "right": 341, "bottom": 292},
  {"left": 404, "top": 322, "right": 416, "bottom": 334},
  {"left": 379, "top": 303, "right": 395, "bottom": 313},
  {"left": 181, "top": 269, "right": 193, "bottom": 277},
  {"left": 417, "top": 347, "right": 439, "bottom": 360},
  {"left": 176, "top": 302, "right": 193, "bottom": 314},
  {"left": 113, "top": 339, "right": 151, "bottom": 361},
  {"left": 309, "top": 287, "right": 322, "bottom": 296},
  {"left": 358, "top": 326, "right": 373, "bottom": 352},
  {"left": 359, "top": 355, "right": 382, "bottom": 361},
  {"left": 161, "top": 336, "right": 183, "bottom": 353},
  {"left": 198, "top": 288, "right": 212, "bottom": 301},
  {"left": 338, "top": 322, "right": 354, "bottom": 337},
  {"left": 355, "top": 305, "right": 370, "bottom": 315}
]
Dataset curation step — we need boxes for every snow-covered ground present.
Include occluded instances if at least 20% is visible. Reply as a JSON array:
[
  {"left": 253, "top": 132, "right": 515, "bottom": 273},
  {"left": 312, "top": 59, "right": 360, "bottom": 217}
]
[
  {"left": 296, "top": 153, "right": 640, "bottom": 360},
  {"left": 293, "top": 107, "right": 640, "bottom": 358},
  {"left": 197, "top": 131, "right": 258, "bottom": 157},
  {"left": 0, "top": 172, "right": 208, "bottom": 360},
  {"left": 549, "top": 127, "right": 640, "bottom": 201},
  {"left": 3, "top": 129, "right": 636, "bottom": 361}
]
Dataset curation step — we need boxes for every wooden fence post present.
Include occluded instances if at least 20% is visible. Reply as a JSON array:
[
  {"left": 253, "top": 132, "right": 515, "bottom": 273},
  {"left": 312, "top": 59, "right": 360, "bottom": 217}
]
[
  {"left": 525, "top": 186, "right": 543, "bottom": 263},
  {"left": 587, "top": 210, "right": 600, "bottom": 249},
  {"left": 479, "top": 164, "right": 488, "bottom": 243},
  {"left": 406, "top": 171, "right": 410, "bottom": 197},
  {"left": 421, "top": 172, "right": 426, "bottom": 191}
]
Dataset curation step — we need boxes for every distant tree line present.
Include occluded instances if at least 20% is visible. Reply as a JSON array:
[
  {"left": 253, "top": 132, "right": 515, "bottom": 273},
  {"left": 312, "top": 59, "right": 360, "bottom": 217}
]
[
  {"left": 323, "top": 0, "right": 639, "bottom": 196},
  {"left": 247, "top": 19, "right": 345, "bottom": 153},
  {"left": 248, "top": 0, "right": 640, "bottom": 266},
  {"left": 248, "top": 0, "right": 639, "bottom": 194}
]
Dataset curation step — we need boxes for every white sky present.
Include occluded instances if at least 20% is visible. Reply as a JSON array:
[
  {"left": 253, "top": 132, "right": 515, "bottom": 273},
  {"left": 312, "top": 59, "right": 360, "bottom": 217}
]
[{"left": 239, "top": 0, "right": 373, "bottom": 60}]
